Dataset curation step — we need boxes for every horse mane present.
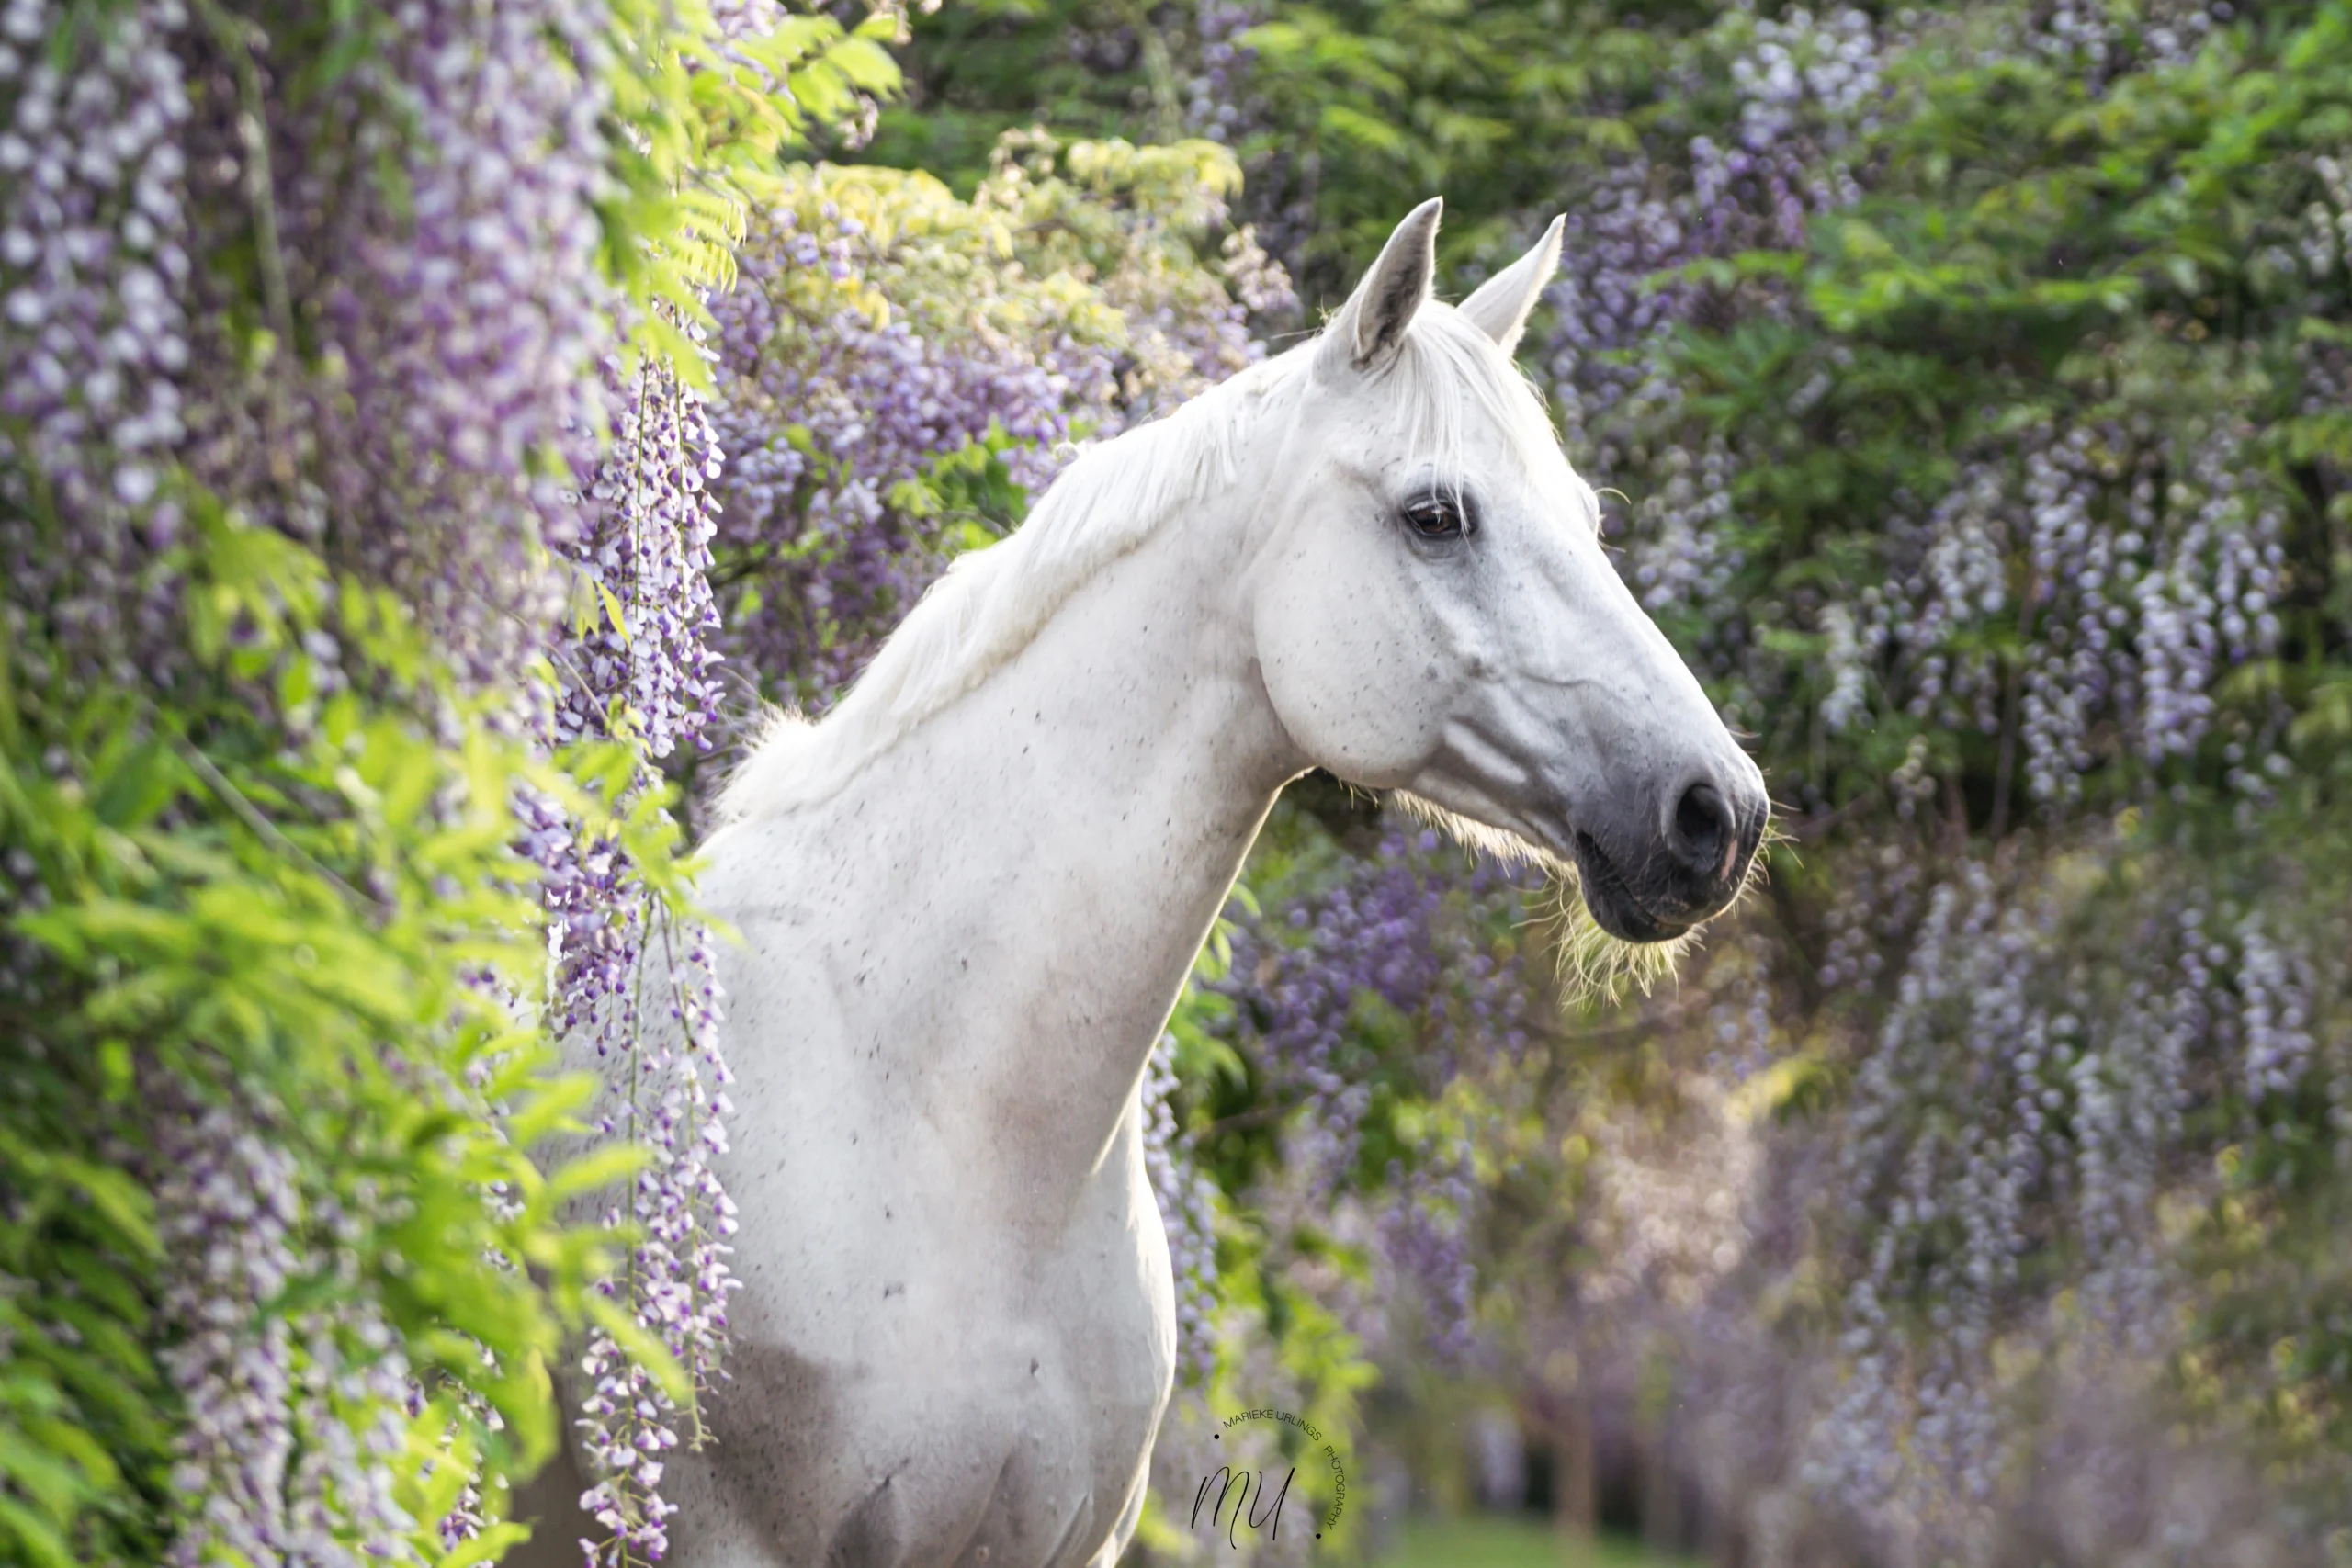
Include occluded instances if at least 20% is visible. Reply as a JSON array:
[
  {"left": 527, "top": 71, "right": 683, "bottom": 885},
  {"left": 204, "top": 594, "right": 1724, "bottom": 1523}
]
[{"left": 715, "top": 304, "right": 1566, "bottom": 827}]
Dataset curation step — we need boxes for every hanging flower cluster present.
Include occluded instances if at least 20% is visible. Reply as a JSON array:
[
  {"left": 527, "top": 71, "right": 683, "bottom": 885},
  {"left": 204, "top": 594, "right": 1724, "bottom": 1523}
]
[
  {"left": 1142, "top": 1028, "right": 1223, "bottom": 1383},
  {"left": 151, "top": 1080, "right": 414, "bottom": 1568},
  {"left": 1209, "top": 821, "right": 1545, "bottom": 1357},
  {"left": 707, "top": 191, "right": 1091, "bottom": 701},
  {"left": 0, "top": 0, "right": 195, "bottom": 683},
  {"left": 277, "top": 0, "right": 616, "bottom": 695},
  {"left": 541, "top": 333, "right": 742, "bottom": 1568},
  {"left": 1797, "top": 850, "right": 2339, "bottom": 1561},
  {"left": 3, "top": 1, "right": 627, "bottom": 1560}
]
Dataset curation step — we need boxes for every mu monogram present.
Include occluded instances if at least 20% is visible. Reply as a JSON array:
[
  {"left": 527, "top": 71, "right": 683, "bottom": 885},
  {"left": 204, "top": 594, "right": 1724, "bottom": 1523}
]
[
  {"left": 1190, "top": 1463, "right": 1295, "bottom": 1547},
  {"left": 1187, "top": 1407, "right": 1349, "bottom": 1548}
]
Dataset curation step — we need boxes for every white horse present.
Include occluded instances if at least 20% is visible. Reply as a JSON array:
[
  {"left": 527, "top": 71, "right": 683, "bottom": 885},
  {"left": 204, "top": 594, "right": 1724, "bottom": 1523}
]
[{"left": 514, "top": 198, "right": 1768, "bottom": 1568}]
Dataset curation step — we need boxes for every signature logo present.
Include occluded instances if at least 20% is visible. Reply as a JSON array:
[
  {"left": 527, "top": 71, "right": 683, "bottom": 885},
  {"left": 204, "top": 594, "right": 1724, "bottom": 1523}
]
[
  {"left": 1192, "top": 1463, "right": 1295, "bottom": 1547},
  {"left": 1188, "top": 1408, "right": 1348, "bottom": 1548}
]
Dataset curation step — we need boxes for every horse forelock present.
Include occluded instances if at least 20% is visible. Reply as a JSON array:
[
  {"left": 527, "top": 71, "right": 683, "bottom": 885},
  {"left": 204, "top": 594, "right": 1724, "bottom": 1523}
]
[
  {"left": 715, "top": 304, "right": 1567, "bottom": 828},
  {"left": 1386, "top": 303, "right": 1574, "bottom": 498}
]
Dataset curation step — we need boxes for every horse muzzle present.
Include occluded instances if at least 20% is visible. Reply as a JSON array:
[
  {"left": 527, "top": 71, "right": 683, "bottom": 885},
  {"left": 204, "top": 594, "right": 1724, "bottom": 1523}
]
[{"left": 1570, "top": 766, "right": 1769, "bottom": 942}]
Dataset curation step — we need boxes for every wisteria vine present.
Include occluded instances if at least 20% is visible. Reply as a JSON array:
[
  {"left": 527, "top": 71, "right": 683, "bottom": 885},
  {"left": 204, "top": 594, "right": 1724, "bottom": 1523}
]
[{"left": 0, "top": 1, "right": 881, "bottom": 1562}]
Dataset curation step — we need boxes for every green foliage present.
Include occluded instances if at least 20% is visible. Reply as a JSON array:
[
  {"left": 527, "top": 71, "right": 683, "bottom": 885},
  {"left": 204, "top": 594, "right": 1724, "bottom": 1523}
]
[
  {"left": 0, "top": 1, "right": 901, "bottom": 1562},
  {"left": 736, "top": 131, "right": 1253, "bottom": 389},
  {"left": 1656, "top": 5, "right": 2352, "bottom": 804},
  {"left": 1590, "top": 6, "right": 2352, "bottom": 1518},
  {"left": 869, "top": 0, "right": 1711, "bottom": 294},
  {"left": 0, "top": 495, "right": 654, "bottom": 1562},
  {"left": 600, "top": 0, "right": 907, "bottom": 377}
]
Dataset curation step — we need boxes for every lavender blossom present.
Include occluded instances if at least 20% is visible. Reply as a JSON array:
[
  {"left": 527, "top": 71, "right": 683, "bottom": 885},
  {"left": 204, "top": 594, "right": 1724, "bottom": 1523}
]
[
  {"left": 540, "top": 332, "right": 739, "bottom": 1568},
  {"left": 1212, "top": 820, "right": 1543, "bottom": 1355},
  {"left": 1143, "top": 1030, "right": 1223, "bottom": 1382},
  {"left": 152, "top": 1083, "right": 413, "bottom": 1568}
]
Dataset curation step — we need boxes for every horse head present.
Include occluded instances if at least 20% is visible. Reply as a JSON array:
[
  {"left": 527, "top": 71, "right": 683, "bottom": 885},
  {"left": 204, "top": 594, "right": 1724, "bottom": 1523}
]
[{"left": 1250, "top": 198, "right": 1770, "bottom": 941}]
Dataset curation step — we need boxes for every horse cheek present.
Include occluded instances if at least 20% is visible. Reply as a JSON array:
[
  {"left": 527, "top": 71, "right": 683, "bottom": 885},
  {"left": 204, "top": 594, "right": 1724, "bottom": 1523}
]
[{"left": 1254, "top": 567, "right": 1446, "bottom": 789}]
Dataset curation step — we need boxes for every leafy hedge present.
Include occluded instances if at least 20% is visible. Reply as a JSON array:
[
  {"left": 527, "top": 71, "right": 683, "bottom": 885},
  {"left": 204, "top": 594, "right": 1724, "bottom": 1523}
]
[{"left": 0, "top": 3, "right": 891, "bottom": 1562}]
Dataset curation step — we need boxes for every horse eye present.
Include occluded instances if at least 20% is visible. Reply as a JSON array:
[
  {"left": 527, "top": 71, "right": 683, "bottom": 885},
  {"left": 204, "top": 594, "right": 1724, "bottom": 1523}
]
[{"left": 1403, "top": 497, "right": 1467, "bottom": 540}]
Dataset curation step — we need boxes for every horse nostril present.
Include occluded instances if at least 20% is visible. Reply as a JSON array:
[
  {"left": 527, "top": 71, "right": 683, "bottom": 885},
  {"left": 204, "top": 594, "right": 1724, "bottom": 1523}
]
[{"left": 1671, "top": 781, "right": 1732, "bottom": 877}]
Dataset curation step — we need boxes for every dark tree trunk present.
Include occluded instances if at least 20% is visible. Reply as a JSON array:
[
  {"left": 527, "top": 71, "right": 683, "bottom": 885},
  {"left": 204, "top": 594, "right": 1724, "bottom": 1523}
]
[
  {"left": 1552, "top": 1392, "right": 1594, "bottom": 1546},
  {"left": 1638, "top": 1426, "right": 1681, "bottom": 1555}
]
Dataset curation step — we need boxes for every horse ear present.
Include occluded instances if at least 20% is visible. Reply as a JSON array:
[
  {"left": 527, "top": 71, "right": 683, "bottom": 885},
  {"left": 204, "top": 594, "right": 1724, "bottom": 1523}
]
[
  {"left": 1457, "top": 215, "right": 1565, "bottom": 356},
  {"left": 1320, "top": 197, "right": 1443, "bottom": 378}
]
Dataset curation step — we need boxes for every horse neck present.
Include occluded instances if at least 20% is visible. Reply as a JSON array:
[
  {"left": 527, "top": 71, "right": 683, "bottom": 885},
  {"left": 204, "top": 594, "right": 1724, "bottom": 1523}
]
[{"left": 817, "top": 477, "right": 1303, "bottom": 1193}]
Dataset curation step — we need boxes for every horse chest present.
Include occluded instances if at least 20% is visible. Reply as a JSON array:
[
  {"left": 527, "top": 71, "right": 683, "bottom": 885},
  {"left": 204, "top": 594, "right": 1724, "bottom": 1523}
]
[
  {"left": 695, "top": 1134, "right": 1173, "bottom": 1568},
  {"left": 653, "top": 810, "right": 1189, "bottom": 1566}
]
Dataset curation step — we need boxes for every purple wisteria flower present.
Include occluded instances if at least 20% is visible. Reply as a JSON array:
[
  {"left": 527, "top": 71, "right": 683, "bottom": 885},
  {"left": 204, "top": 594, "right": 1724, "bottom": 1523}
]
[
  {"left": 1212, "top": 820, "right": 1544, "bottom": 1358},
  {"left": 150, "top": 1079, "right": 413, "bottom": 1568},
  {"left": 539, "top": 331, "right": 741, "bottom": 1568}
]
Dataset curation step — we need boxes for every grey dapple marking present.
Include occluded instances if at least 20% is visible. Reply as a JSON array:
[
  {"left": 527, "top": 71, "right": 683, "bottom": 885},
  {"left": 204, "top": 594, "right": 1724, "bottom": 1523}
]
[{"left": 510, "top": 199, "right": 1768, "bottom": 1568}]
